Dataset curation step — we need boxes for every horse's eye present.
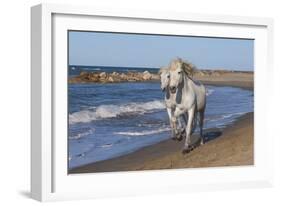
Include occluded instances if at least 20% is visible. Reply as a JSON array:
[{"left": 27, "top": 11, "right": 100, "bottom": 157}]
[
  {"left": 167, "top": 75, "right": 170, "bottom": 78},
  {"left": 178, "top": 71, "right": 181, "bottom": 74}
]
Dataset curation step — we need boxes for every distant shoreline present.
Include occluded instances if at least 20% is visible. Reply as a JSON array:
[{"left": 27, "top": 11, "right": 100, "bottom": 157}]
[
  {"left": 69, "top": 78, "right": 254, "bottom": 174},
  {"left": 68, "top": 69, "right": 253, "bottom": 85}
]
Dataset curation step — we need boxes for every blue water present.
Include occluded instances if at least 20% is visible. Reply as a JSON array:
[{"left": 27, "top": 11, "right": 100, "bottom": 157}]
[{"left": 68, "top": 80, "right": 253, "bottom": 169}]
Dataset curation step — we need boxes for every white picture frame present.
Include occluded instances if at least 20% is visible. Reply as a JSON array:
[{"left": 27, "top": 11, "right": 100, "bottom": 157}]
[{"left": 31, "top": 3, "right": 274, "bottom": 202}]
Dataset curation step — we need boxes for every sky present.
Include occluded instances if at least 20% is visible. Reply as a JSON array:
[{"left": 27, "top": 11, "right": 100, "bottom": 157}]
[{"left": 68, "top": 31, "right": 254, "bottom": 71}]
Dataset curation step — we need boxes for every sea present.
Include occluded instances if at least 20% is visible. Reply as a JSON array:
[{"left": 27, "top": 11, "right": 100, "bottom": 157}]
[{"left": 68, "top": 66, "right": 254, "bottom": 169}]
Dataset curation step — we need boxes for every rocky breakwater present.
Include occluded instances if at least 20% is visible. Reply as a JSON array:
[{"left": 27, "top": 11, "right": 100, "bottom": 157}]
[
  {"left": 69, "top": 70, "right": 160, "bottom": 83},
  {"left": 68, "top": 69, "right": 252, "bottom": 84}
]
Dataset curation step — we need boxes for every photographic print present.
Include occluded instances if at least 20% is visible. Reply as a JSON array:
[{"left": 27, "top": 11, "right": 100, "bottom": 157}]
[{"left": 67, "top": 31, "right": 254, "bottom": 174}]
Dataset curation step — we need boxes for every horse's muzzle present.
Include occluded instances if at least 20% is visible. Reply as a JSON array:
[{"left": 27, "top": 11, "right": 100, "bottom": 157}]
[{"left": 170, "top": 86, "right": 176, "bottom": 93}]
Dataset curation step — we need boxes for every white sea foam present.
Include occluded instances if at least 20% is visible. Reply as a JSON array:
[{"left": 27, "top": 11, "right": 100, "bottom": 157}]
[
  {"left": 206, "top": 88, "right": 214, "bottom": 96},
  {"left": 69, "top": 129, "right": 95, "bottom": 139},
  {"left": 69, "top": 100, "right": 165, "bottom": 124},
  {"left": 99, "top": 144, "right": 113, "bottom": 148},
  {"left": 205, "top": 112, "right": 246, "bottom": 123},
  {"left": 114, "top": 127, "right": 170, "bottom": 136}
]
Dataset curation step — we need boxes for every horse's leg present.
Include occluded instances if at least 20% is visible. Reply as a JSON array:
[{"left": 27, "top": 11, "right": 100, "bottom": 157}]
[
  {"left": 182, "top": 113, "right": 188, "bottom": 129},
  {"left": 167, "top": 108, "right": 177, "bottom": 140},
  {"left": 177, "top": 116, "right": 183, "bottom": 130},
  {"left": 182, "top": 106, "right": 195, "bottom": 154},
  {"left": 199, "top": 109, "right": 205, "bottom": 145},
  {"left": 191, "top": 112, "right": 197, "bottom": 135},
  {"left": 176, "top": 117, "right": 184, "bottom": 141},
  {"left": 182, "top": 112, "right": 188, "bottom": 130},
  {"left": 171, "top": 107, "right": 184, "bottom": 140},
  {"left": 177, "top": 113, "right": 188, "bottom": 140}
]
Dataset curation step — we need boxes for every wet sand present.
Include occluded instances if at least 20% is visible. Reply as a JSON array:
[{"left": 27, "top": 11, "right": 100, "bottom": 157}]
[{"left": 69, "top": 74, "right": 254, "bottom": 174}]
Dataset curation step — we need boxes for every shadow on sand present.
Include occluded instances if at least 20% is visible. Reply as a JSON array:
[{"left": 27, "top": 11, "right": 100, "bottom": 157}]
[
  {"left": 203, "top": 130, "right": 223, "bottom": 143},
  {"left": 182, "top": 130, "right": 223, "bottom": 154}
]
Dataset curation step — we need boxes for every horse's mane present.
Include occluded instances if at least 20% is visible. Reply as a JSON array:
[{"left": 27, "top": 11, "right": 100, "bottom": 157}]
[{"left": 169, "top": 58, "right": 197, "bottom": 78}]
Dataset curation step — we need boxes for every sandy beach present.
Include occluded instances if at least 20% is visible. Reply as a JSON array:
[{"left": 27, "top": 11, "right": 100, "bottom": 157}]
[
  {"left": 194, "top": 71, "right": 253, "bottom": 90},
  {"left": 69, "top": 72, "right": 254, "bottom": 174}
]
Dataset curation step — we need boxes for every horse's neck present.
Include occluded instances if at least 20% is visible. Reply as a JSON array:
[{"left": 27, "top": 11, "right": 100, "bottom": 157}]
[{"left": 180, "top": 75, "right": 196, "bottom": 101}]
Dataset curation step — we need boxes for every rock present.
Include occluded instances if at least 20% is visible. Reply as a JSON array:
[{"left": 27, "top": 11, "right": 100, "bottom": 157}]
[
  {"left": 120, "top": 73, "right": 126, "bottom": 80},
  {"left": 151, "top": 74, "right": 160, "bottom": 80},
  {"left": 69, "top": 70, "right": 161, "bottom": 84},
  {"left": 108, "top": 76, "right": 114, "bottom": 82},
  {"left": 99, "top": 72, "right": 106, "bottom": 78},
  {"left": 80, "top": 71, "right": 88, "bottom": 76},
  {"left": 89, "top": 74, "right": 99, "bottom": 82},
  {"left": 142, "top": 71, "right": 152, "bottom": 80}
]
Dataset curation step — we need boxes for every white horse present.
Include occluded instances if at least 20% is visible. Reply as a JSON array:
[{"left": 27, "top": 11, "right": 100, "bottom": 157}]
[
  {"left": 159, "top": 67, "right": 197, "bottom": 141},
  {"left": 167, "top": 59, "right": 206, "bottom": 153},
  {"left": 159, "top": 67, "right": 187, "bottom": 140}
]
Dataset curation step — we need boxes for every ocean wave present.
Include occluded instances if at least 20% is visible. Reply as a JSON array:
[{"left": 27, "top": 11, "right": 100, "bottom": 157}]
[
  {"left": 114, "top": 127, "right": 170, "bottom": 136},
  {"left": 205, "top": 112, "right": 246, "bottom": 123},
  {"left": 69, "top": 100, "right": 165, "bottom": 124}
]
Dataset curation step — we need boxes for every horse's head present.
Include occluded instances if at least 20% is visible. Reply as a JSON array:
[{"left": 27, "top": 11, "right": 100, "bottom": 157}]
[
  {"left": 168, "top": 59, "right": 184, "bottom": 94},
  {"left": 159, "top": 67, "right": 170, "bottom": 92},
  {"left": 168, "top": 58, "right": 196, "bottom": 94}
]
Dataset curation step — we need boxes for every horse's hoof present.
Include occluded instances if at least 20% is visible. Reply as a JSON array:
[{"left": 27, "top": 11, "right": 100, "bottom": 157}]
[
  {"left": 176, "top": 135, "right": 183, "bottom": 141},
  {"left": 182, "top": 149, "right": 189, "bottom": 154},
  {"left": 182, "top": 146, "right": 192, "bottom": 154},
  {"left": 200, "top": 140, "right": 205, "bottom": 145},
  {"left": 182, "top": 148, "right": 191, "bottom": 154}
]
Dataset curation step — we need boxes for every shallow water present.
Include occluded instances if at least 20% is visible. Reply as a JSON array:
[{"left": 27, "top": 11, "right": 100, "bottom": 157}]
[{"left": 68, "top": 82, "right": 253, "bottom": 169}]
